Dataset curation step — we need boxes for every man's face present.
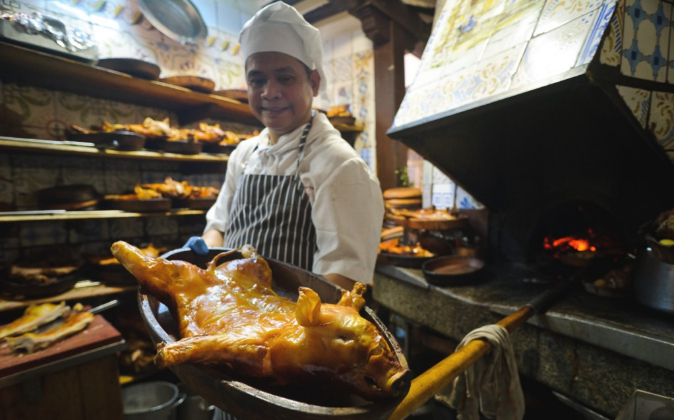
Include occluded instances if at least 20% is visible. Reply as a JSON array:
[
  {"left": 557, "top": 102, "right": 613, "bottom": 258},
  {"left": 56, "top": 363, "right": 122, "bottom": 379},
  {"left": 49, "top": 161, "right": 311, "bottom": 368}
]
[{"left": 246, "top": 52, "right": 320, "bottom": 139}]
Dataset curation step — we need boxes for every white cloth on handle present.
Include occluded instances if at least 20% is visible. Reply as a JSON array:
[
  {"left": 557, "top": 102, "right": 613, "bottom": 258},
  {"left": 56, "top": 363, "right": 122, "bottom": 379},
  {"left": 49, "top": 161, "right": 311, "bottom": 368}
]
[{"left": 448, "top": 324, "right": 525, "bottom": 420}]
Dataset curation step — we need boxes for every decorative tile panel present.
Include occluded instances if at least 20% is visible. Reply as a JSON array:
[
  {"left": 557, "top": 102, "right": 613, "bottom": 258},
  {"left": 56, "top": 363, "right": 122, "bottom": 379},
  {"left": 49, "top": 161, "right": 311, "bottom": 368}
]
[
  {"left": 483, "top": 0, "right": 543, "bottom": 60},
  {"left": 535, "top": 0, "right": 605, "bottom": 37},
  {"left": 512, "top": 11, "right": 597, "bottom": 87},
  {"left": 600, "top": 0, "right": 625, "bottom": 65},
  {"left": 617, "top": 84, "right": 652, "bottom": 127},
  {"left": 109, "top": 218, "right": 145, "bottom": 239},
  {"left": 622, "top": 0, "right": 672, "bottom": 82},
  {"left": 20, "top": 221, "right": 67, "bottom": 246},
  {"left": 669, "top": 3, "right": 674, "bottom": 82},
  {"left": 68, "top": 220, "right": 110, "bottom": 243},
  {"left": 578, "top": 1, "right": 618, "bottom": 65},
  {"left": 650, "top": 91, "right": 674, "bottom": 150}
]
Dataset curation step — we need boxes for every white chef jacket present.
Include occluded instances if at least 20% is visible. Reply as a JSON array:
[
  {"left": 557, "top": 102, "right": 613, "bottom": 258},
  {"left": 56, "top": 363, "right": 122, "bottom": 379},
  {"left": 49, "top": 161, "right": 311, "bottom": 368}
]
[{"left": 205, "top": 112, "right": 384, "bottom": 284}]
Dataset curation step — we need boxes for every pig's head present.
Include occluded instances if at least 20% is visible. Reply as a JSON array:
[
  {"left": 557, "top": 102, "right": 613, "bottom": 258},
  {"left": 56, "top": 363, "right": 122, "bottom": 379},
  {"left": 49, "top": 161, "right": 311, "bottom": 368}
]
[{"left": 270, "top": 285, "right": 411, "bottom": 400}]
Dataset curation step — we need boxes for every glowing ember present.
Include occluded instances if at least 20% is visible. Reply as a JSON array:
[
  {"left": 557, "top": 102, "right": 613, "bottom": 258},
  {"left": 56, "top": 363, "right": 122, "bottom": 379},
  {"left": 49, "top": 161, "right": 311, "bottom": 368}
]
[{"left": 543, "top": 228, "right": 601, "bottom": 255}]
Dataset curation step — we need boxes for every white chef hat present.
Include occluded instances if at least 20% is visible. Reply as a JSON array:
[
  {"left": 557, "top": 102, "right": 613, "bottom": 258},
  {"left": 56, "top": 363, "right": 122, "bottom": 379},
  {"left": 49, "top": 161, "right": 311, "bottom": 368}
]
[{"left": 239, "top": 2, "right": 326, "bottom": 95}]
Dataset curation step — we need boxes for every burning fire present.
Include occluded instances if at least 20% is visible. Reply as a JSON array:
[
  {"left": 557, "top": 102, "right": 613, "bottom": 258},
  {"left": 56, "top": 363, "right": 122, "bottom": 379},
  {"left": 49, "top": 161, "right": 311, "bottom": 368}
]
[{"left": 543, "top": 228, "right": 599, "bottom": 254}]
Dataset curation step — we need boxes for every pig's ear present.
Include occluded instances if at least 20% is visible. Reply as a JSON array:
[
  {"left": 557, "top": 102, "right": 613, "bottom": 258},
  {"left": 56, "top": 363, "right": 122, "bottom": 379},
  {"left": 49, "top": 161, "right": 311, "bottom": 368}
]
[{"left": 296, "top": 287, "right": 322, "bottom": 326}]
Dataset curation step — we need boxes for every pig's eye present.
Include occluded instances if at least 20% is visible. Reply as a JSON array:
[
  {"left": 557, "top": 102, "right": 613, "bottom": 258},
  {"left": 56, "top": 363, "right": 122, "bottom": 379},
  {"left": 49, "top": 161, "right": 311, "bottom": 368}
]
[{"left": 338, "top": 334, "right": 349, "bottom": 341}]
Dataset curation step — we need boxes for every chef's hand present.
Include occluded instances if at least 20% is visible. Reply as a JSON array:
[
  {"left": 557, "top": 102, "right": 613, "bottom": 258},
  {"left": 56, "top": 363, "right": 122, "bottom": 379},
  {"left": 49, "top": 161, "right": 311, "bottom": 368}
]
[{"left": 183, "top": 236, "right": 209, "bottom": 255}]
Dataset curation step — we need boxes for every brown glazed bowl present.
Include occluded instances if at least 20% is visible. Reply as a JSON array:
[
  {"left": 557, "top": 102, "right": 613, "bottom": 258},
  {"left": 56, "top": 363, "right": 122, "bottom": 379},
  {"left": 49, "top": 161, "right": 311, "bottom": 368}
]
[{"left": 422, "top": 255, "right": 485, "bottom": 286}]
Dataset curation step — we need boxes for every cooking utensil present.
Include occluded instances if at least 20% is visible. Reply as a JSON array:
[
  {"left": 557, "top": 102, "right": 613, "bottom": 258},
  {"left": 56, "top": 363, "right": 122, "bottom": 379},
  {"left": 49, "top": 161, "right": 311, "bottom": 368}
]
[
  {"left": 122, "top": 381, "right": 186, "bottom": 420},
  {"left": 66, "top": 130, "right": 146, "bottom": 150},
  {"left": 160, "top": 140, "right": 204, "bottom": 155},
  {"left": 160, "top": 76, "right": 215, "bottom": 93},
  {"left": 388, "top": 271, "right": 584, "bottom": 420},
  {"left": 138, "top": 247, "right": 411, "bottom": 420},
  {"left": 213, "top": 89, "right": 248, "bottom": 103},
  {"left": 104, "top": 198, "right": 172, "bottom": 212},
  {"left": 634, "top": 247, "right": 674, "bottom": 315},
  {"left": 37, "top": 185, "right": 99, "bottom": 208},
  {"left": 377, "top": 252, "right": 435, "bottom": 269},
  {"left": 201, "top": 142, "right": 237, "bottom": 154},
  {"left": 422, "top": 255, "right": 485, "bottom": 286},
  {"left": 137, "top": 0, "right": 207, "bottom": 47},
  {"left": 0, "top": 272, "right": 81, "bottom": 298},
  {"left": 97, "top": 58, "right": 161, "bottom": 80}
]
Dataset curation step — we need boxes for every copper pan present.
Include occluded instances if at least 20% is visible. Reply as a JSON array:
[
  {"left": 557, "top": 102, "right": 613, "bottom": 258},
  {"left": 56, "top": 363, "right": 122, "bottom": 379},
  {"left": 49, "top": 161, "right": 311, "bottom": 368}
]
[{"left": 138, "top": 248, "right": 411, "bottom": 420}]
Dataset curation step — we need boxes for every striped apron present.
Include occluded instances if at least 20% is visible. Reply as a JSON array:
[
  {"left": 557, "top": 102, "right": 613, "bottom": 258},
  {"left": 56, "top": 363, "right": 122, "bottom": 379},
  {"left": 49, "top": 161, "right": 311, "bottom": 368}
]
[{"left": 224, "top": 114, "right": 317, "bottom": 270}]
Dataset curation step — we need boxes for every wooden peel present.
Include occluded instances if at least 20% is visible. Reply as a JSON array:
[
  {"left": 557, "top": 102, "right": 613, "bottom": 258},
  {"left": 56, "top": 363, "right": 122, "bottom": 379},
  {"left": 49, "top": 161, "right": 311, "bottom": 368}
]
[{"left": 387, "top": 272, "right": 583, "bottom": 420}]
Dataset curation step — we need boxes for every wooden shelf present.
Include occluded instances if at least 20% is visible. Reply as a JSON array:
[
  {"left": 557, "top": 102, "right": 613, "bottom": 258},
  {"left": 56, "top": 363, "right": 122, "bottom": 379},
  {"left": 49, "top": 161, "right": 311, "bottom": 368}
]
[
  {"left": 0, "top": 41, "right": 260, "bottom": 126},
  {"left": 0, "top": 137, "right": 230, "bottom": 163},
  {"left": 0, "top": 209, "right": 206, "bottom": 223},
  {"left": 0, "top": 282, "right": 137, "bottom": 312}
]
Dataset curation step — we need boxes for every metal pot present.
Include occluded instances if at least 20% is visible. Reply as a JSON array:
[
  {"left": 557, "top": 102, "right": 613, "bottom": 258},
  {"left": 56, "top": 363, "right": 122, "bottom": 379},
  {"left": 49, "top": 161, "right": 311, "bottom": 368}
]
[
  {"left": 634, "top": 247, "right": 674, "bottom": 315},
  {"left": 176, "top": 383, "right": 214, "bottom": 420},
  {"left": 122, "top": 381, "right": 186, "bottom": 420}
]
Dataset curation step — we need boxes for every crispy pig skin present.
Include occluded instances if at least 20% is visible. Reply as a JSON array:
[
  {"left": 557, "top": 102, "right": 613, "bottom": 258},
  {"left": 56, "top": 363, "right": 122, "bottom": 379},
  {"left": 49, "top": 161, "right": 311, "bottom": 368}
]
[
  {"left": 5, "top": 311, "right": 94, "bottom": 353},
  {"left": 111, "top": 241, "right": 410, "bottom": 400},
  {"left": 0, "top": 302, "right": 68, "bottom": 340}
]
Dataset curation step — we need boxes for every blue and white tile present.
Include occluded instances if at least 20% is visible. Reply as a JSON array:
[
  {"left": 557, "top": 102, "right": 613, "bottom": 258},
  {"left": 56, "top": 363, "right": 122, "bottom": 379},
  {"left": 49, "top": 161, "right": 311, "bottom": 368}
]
[
  {"left": 512, "top": 11, "right": 596, "bottom": 87},
  {"left": 190, "top": 0, "right": 217, "bottom": 28},
  {"left": 600, "top": 0, "right": 624, "bottom": 65},
  {"left": 622, "top": 0, "right": 671, "bottom": 81},
  {"left": 20, "top": 221, "right": 67, "bottom": 246},
  {"left": 471, "top": 42, "right": 526, "bottom": 102},
  {"left": 535, "top": 0, "right": 605, "bottom": 36},
  {"left": 617, "top": 84, "right": 651, "bottom": 127},
  {"left": 61, "top": 156, "right": 106, "bottom": 193},
  {"left": 578, "top": 1, "right": 618, "bottom": 65},
  {"left": 670, "top": 4, "right": 674, "bottom": 83},
  {"left": 0, "top": 153, "right": 14, "bottom": 206},
  {"left": 87, "top": 0, "right": 127, "bottom": 30},
  {"left": 483, "top": 1, "right": 542, "bottom": 60},
  {"left": 104, "top": 159, "right": 141, "bottom": 194},
  {"left": 216, "top": 0, "right": 245, "bottom": 34}
]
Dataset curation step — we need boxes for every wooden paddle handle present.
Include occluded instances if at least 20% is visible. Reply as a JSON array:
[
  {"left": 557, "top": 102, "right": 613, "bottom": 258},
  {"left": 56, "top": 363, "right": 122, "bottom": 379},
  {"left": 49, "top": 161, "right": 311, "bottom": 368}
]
[{"left": 387, "top": 306, "right": 534, "bottom": 420}]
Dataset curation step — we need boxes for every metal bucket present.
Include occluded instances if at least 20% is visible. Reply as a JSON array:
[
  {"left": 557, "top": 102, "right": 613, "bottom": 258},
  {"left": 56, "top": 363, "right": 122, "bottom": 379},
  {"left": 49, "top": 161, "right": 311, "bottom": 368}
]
[
  {"left": 177, "top": 382, "right": 215, "bottom": 420},
  {"left": 634, "top": 247, "right": 674, "bottom": 315},
  {"left": 122, "top": 381, "right": 186, "bottom": 420}
]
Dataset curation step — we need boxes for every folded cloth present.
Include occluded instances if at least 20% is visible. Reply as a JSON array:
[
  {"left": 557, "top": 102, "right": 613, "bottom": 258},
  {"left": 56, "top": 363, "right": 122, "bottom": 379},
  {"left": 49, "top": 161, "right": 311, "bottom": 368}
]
[
  {"left": 448, "top": 325, "right": 525, "bottom": 420},
  {"left": 183, "top": 236, "right": 209, "bottom": 255}
]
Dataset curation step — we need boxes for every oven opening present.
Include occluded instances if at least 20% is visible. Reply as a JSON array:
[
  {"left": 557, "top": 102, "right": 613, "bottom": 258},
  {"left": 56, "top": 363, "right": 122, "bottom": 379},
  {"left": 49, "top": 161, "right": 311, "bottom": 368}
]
[{"left": 526, "top": 200, "right": 628, "bottom": 283}]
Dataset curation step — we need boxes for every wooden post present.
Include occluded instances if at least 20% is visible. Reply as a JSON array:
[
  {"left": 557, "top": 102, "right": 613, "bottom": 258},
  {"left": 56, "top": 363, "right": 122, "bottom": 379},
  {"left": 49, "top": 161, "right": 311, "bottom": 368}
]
[{"left": 350, "top": 4, "right": 413, "bottom": 191}]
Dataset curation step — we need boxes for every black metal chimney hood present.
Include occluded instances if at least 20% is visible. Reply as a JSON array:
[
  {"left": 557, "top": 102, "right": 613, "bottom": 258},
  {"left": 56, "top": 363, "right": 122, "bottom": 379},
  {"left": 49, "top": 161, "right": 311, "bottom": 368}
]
[{"left": 387, "top": 1, "right": 674, "bottom": 261}]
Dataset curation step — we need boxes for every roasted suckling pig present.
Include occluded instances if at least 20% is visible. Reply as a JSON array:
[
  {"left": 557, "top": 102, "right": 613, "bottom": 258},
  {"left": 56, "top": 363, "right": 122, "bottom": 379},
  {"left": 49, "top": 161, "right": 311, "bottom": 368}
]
[
  {"left": 379, "top": 238, "right": 435, "bottom": 257},
  {"left": 102, "top": 117, "right": 174, "bottom": 139},
  {"left": 137, "top": 177, "right": 220, "bottom": 200},
  {"left": 111, "top": 241, "right": 410, "bottom": 400}
]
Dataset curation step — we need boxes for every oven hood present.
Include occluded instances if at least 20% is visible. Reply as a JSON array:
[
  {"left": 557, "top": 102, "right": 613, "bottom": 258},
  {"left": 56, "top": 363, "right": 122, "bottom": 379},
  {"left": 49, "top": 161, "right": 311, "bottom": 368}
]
[{"left": 388, "top": 0, "right": 674, "bottom": 256}]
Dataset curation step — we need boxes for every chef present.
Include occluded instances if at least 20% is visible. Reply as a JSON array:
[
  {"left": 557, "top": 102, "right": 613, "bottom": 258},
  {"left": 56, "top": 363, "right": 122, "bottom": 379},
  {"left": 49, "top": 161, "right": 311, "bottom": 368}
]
[{"left": 184, "top": 2, "right": 383, "bottom": 294}]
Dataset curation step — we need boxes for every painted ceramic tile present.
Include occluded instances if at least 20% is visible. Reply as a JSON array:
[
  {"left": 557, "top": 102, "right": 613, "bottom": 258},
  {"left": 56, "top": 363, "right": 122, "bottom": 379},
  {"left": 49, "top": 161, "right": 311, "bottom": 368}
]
[
  {"left": 216, "top": 58, "right": 245, "bottom": 90},
  {"left": 535, "top": 0, "right": 605, "bottom": 36},
  {"left": 332, "top": 82, "right": 353, "bottom": 108},
  {"left": 600, "top": 0, "right": 625, "bottom": 65},
  {"left": 512, "top": 11, "right": 597, "bottom": 87},
  {"left": 20, "top": 221, "right": 67, "bottom": 246},
  {"left": 578, "top": 1, "right": 618, "bottom": 65},
  {"left": 617, "top": 84, "right": 651, "bottom": 127},
  {"left": 217, "top": 0, "right": 246, "bottom": 35},
  {"left": 621, "top": 0, "right": 671, "bottom": 81},
  {"left": 3, "top": 83, "right": 55, "bottom": 131},
  {"left": 61, "top": 156, "right": 106, "bottom": 193},
  {"left": 457, "top": 186, "right": 483, "bottom": 209},
  {"left": 670, "top": 5, "right": 674, "bottom": 83},
  {"left": 87, "top": 0, "right": 127, "bottom": 29},
  {"left": 333, "top": 56, "right": 353, "bottom": 84},
  {"left": 332, "top": 33, "right": 353, "bottom": 64},
  {"left": 0, "top": 223, "right": 20, "bottom": 251},
  {"left": 650, "top": 91, "right": 674, "bottom": 149},
  {"left": 109, "top": 218, "right": 144, "bottom": 239},
  {"left": 104, "top": 159, "right": 141, "bottom": 194},
  {"left": 0, "top": 0, "right": 44, "bottom": 14},
  {"left": 439, "top": 64, "right": 479, "bottom": 113},
  {"left": 190, "top": 0, "right": 217, "bottom": 28},
  {"left": 56, "top": 93, "right": 108, "bottom": 129},
  {"left": 471, "top": 42, "right": 527, "bottom": 103},
  {"left": 483, "top": 0, "right": 543, "bottom": 60},
  {"left": 68, "top": 220, "right": 110, "bottom": 243},
  {"left": 14, "top": 162, "right": 59, "bottom": 208}
]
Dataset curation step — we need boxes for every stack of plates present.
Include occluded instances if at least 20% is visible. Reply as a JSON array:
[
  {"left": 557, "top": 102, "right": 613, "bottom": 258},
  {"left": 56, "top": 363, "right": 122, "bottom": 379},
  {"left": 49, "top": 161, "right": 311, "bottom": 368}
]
[{"left": 383, "top": 187, "right": 422, "bottom": 210}]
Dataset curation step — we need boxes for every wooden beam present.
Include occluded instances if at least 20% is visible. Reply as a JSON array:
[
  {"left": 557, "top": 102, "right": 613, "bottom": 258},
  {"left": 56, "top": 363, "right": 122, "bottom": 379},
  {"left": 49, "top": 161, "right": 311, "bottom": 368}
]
[
  {"left": 303, "top": 0, "right": 359, "bottom": 24},
  {"left": 350, "top": 0, "right": 430, "bottom": 44}
]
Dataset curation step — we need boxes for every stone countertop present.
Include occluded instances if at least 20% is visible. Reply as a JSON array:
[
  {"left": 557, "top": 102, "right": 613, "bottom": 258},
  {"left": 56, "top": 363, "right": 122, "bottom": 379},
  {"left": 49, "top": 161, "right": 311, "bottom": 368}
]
[{"left": 373, "top": 263, "right": 674, "bottom": 417}]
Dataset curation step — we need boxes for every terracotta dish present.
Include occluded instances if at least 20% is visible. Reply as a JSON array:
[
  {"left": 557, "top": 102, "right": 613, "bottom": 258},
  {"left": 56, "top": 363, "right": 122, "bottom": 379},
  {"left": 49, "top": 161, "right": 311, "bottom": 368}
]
[
  {"left": 97, "top": 58, "right": 161, "bottom": 80},
  {"left": 213, "top": 89, "right": 248, "bottom": 103},
  {"left": 160, "top": 76, "right": 215, "bottom": 93},
  {"left": 422, "top": 255, "right": 485, "bottom": 286}
]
